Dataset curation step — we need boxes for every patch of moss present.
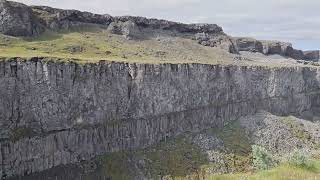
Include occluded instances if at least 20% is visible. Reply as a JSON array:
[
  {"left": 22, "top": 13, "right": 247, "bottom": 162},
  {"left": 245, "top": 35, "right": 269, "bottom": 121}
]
[
  {"left": 10, "top": 127, "right": 37, "bottom": 142},
  {"left": 212, "top": 121, "right": 252, "bottom": 156},
  {"left": 84, "top": 151, "right": 134, "bottom": 180},
  {"left": 83, "top": 136, "right": 209, "bottom": 180},
  {"left": 81, "top": 121, "right": 254, "bottom": 180}
]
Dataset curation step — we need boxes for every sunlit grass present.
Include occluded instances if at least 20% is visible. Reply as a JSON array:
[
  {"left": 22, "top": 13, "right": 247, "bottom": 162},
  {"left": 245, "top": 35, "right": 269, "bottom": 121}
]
[{"left": 209, "top": 160, "right": 320, "bottom": 180}]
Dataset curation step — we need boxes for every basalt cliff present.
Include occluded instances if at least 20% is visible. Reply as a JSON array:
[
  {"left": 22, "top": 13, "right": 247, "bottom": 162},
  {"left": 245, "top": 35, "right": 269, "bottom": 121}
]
[{"left": 0, "top": 1, "right": 320, "bottom": 180}]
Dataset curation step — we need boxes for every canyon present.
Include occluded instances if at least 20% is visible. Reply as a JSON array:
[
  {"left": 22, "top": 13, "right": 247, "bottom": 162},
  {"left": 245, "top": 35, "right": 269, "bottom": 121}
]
[
  {"left": 0, "top": 0, "right": 320, "bottom": 179},
  {"left": 1, "top": 58, "right": 320, "bottom": 179}
]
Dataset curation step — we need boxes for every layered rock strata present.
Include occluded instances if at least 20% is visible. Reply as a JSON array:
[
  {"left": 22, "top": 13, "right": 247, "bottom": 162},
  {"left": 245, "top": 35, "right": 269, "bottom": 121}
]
[{"left": 1, "top": 58, "right": 320, "bottom": 178}]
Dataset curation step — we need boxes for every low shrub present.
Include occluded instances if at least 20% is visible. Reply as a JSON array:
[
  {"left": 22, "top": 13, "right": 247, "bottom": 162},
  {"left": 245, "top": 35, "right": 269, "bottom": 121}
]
[
  {"left": 252, "top": 145, "right": 275, "bottom": 170},
  {"left": 288, "top": 149, "right": 312, "bottom": 168}
]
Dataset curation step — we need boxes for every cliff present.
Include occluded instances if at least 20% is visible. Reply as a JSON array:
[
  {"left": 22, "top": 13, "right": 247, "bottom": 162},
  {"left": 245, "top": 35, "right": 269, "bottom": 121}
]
[
  {"left": 0, "top": 0, "right": 320, "bottom": 179},
  {"left": 1, "top": 0, "right": 318, "bottom": 60},
  {"left": 1, "top": 58, "right": 320, "bottom": 178}
]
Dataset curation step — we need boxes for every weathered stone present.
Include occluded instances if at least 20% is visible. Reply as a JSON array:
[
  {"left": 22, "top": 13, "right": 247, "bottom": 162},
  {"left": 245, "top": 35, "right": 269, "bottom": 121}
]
[
  {"left": 0, "top": 58, "right": 320, "bottom": 178},
  {"left": 234, "top": 37, "right": 263, "bottom": 53},
  {"left": 286, "top": 46, "right": 305, "bottom": 60},
  {"left": 115, "top": 16, "right": 223, "bottom": 34},
  {"left": 64, "top": 45, "right": 84, "bottom": 53},
  {"left": 31, "top": 6, "right": 113, "bottom": 30},
  {"left": 194, "top": 33, "right": 238, "bottom": 53},
  {"left": 304, "top": 50, "right": 320, "bottom": 61},
  {"left": 0, "top": 0, "right": 42, "bottom": 36},
  {"left": 261, "top": 40, "right": 292, "bottom": 56},
  {"left": 107, "top": 20, "right": 142, "bottom": 39}
]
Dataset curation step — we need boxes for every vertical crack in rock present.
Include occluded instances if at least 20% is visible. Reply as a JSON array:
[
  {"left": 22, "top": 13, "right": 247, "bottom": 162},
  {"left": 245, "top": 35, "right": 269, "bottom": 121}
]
[{"left": 0, "top": 59, "right": 319, "bottom": 178}]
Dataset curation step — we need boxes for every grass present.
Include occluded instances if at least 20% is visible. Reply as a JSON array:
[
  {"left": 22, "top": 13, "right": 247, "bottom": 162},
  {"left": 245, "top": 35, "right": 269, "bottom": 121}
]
[
  {"left": 210, "top": 160, "right": 320, "bottom": 180},
  {"left": 0, "top": 27, "right": 234, "bottom": 65},
  {"left": 0, "top": 26, "right": 317, "bottom": 68}
]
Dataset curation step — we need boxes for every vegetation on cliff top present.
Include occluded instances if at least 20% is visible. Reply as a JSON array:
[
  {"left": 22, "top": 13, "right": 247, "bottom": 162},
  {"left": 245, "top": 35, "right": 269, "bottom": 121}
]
[
  {"left": 0, "top": 27, "right": 316, "bottom": 67},
  {"left": 0, "top": 27, "right": 233, "bottom": 65}
]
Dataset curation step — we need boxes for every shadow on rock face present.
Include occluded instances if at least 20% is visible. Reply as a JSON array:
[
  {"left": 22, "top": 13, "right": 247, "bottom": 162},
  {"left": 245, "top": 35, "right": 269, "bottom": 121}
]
[{"left": 0, "top": 0, "right": 43, "bottom": 36}]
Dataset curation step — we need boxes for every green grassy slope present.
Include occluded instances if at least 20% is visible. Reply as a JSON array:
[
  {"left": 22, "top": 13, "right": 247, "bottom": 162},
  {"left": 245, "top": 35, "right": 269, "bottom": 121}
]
[{"left": 0, "top": 27, "right": 234, "bottom": 64}]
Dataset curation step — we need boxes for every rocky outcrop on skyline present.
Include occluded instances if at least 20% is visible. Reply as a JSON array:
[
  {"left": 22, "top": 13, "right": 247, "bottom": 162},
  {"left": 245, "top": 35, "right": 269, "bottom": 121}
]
[
  {"left": 304, "top": 50, "right": 320, "bottom": 61},
  {"left": 0, "top": 0, "right": 317, "bottom": 61},
  {"left": 234, "top": 37, "right": 319, "bottom": 61},
  {"left": 0, "top": 0, "right": 43, "bottom": 36}
]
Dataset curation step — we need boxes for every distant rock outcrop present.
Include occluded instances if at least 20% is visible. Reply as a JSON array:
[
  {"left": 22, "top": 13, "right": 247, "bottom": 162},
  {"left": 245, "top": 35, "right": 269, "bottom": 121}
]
[
  {"left": 194, "top": 33, "right": 238, "bottom": 53},
  {"left": 0, "top": 0, "right": 318, "bottom": 61},
  {"left": 234, "top": 38, "right": 318, "bottom": 61},
  {"left": 260, "top": 41, "right": 292, "bottom": 56},
  {"left": 114, "top": 16, "right": 223, "bottom": 34},
  {"left": 0, "top": 0, "right": 42, "bottom": 36},
  {"left": 31, "top": 6, "right": 113, "bottom": 30},
  {"left": 285, "top": 46, "right": 304, "bottom": 60},
  {"left": 303, "top": 50, "right": 320, "bottom": 61},
  {"left": 107, "top": 20, "right": 142, "bottom": 39},
  {"left": 234, "top": 37, "right": 263, "bottom": 53}
]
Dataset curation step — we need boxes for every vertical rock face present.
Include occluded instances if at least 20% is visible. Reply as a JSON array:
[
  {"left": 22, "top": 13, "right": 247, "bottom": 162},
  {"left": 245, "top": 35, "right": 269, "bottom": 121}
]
[
  {"left": 261, "top": 41, "right": 292, "bottom": 56},
  {"left": 304, "top": 50, "right": 320, "bottom": 61},
  {"left": 285, "top": 46, "right": 305, "bottom": 60},
  {"left": 0, "top": 0, "right": 43, "bottom": 36},
  {"left": 234, "top": 37, "right": 263, "bottom": 53},
  {"left": 0, "top": 58, "right": 320, "bottom": 178},
  {"left": 31, "top": 6, "right": 113, "bottom": 30}
]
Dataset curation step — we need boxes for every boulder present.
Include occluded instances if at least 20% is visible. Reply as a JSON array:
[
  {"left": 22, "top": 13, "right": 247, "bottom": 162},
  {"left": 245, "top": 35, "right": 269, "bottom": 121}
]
[
  {"left": 106, "top": 22, "right": 122, "bottom": 34},
  {"left": 234, "top": 37, "right": 263, "bottom": 53},
  {"left": 285, "top": 47, "right": 304, "bottom": 60},
  {"left": 303, "top": 50, "right": 319, "bottom": 61},
  {"left": 0, "top": 0, "right": 42, "bottom": 36},
  {"left": 261, "top": 41, "right": 292, "bottom": 56},
  {"left": 194, "top": 33, "right": 238, "bottom": 53},
  {"left": 107, "top": 20, "right": 142, "bottom": 39},
  {"left": 121, "top": 20, "right": 142, "bottom": 39}
]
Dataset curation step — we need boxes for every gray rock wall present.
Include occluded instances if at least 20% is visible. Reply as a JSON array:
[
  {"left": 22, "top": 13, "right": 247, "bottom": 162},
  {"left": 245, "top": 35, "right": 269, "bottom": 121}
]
[
  {"left": 0, "top": 0, "right": 43, "bottom": 36},
  {"left": 1, "top": 58, "right": 320, "bottom": 178},
  {"left": 304, "top": 50, "right": 320, "bottom": 61}
]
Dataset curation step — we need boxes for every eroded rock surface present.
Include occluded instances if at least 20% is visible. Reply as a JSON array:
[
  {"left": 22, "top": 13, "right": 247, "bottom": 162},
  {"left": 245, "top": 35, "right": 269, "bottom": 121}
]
[
  {"left": 107, "top": 20, "right": 142, "bottom": 39},
  {"left": 0, "top": 0, "right": 42, "bottom": 36},
  {"left": 194, "top": 33, "right": 238, "bottom": 53},
  {"left": 0, "top": 0, "right": 318, "bottom": 59},
  {"left": 304, "top": 50, "right": 320, "bottom": 61},
  {"left": 1, "top": 58, "right": 320, "bottom": 178},
  {"left": 234, "top": 37, "right": 263, "bottom": 53}
]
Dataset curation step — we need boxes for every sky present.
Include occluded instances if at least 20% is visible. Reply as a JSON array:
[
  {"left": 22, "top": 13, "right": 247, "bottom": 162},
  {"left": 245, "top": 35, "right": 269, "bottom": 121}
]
[{"left": 16, "top": 0, "right": 320, "bottom": 50}]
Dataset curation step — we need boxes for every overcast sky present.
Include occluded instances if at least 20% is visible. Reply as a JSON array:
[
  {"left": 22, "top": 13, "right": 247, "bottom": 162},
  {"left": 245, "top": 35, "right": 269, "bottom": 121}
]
[{"left": 16, "top": 0, "right": 320, "bottom": 50}]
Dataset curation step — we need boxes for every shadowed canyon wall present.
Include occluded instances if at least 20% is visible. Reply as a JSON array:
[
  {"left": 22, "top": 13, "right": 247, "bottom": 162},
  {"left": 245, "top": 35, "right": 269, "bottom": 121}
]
[{"left": 0, "top": 58, "right": 320, "bottom": 178}]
